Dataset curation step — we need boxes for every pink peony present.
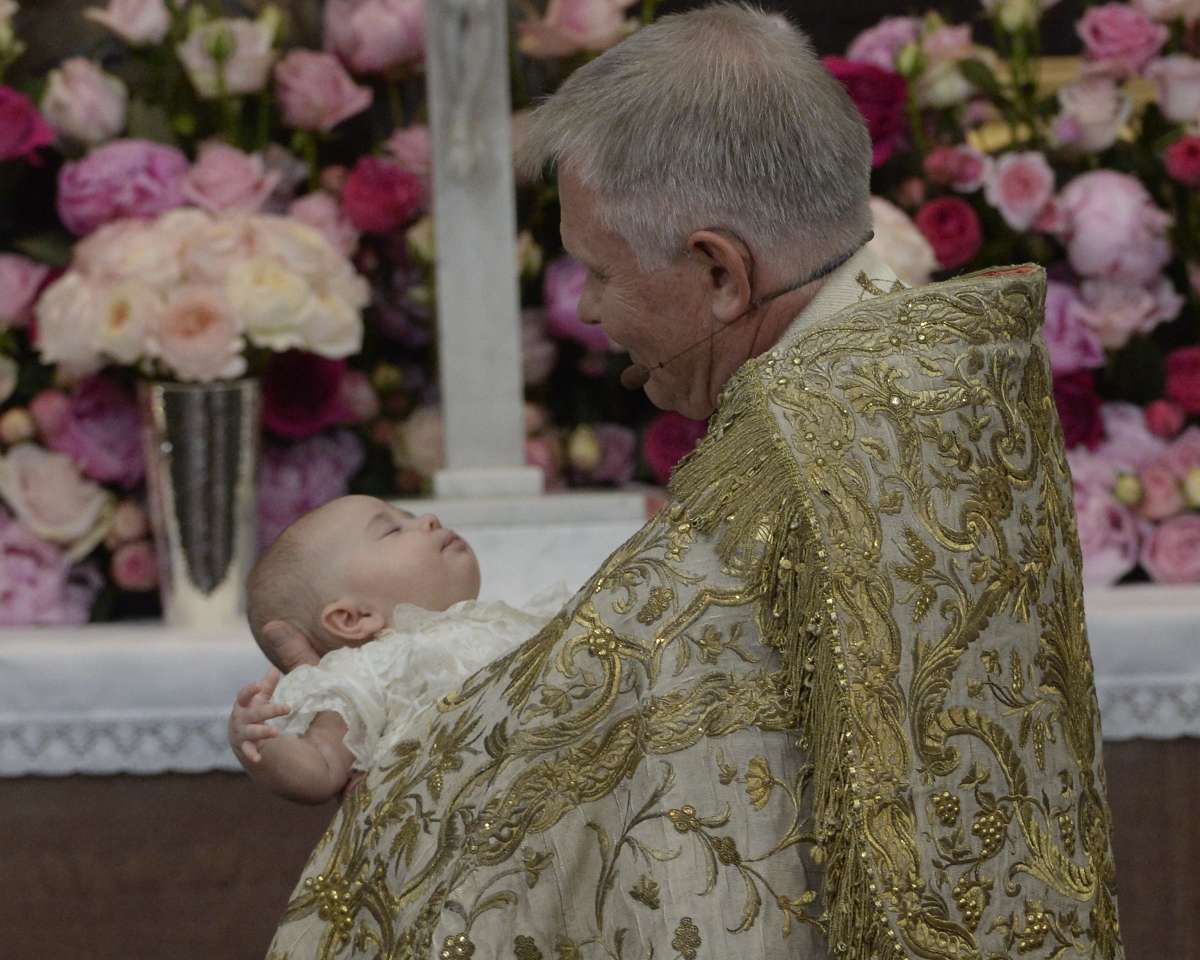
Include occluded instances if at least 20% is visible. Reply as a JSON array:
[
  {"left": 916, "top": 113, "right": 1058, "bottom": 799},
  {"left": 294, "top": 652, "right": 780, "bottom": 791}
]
[
  {"left": 0, "top": 86, "right": 56, "bottom": 163},
  {"left": 0, "top": 254, "right": 50, "bottom": 329},
  {"left": 287, "top": 191, "right": 359, "bottom": 258},
  {"left": 1165, "top": 346, "right": 1200, "bottom": 414},
  {"left": 323, "top": 0, "right": 425, "bottom": 74},
  {"left": 274, "top": 49, "right": 372, "bottom": 133},
  {"left": 543, "top": 257, "right": 610, "bottom": 352},
  {"left": 1164, "top": 135, "right": 1200, "bottom": 188},
  {"left": 1077, "top": 4, "right": 1168, "bottom": 76},
  {"left": 57, "top": 139, "right": 188, "bottom": 235},
  {"left": 1077, "top": 275, "right": 1182, "bottom": 349},
  {"left": 914, "top": 197, "right": 982, "bottom": 270},
  {"left": 385, "top": 125, "right": 431, "bottom": 181},
  {"left": 823, "top": 57, "right": 908, "bottom": 167},
  {"left": 257, "top": 429, "right": 365, "bottom": 550},
  {"left": 0, "top": 444, "right": 112, "bottom": 558},
  {"left": 518, "top": 0, "right": 638, "bottom": 59},
  {"left": 984, "top": 151, "right": 1055, "bottom": 230},
  {"left": 183, "top": 141, "right": 281, "bottom": 214},
  {"left": 922, "top": 144, "right": 991, "bottom": 193},
  {"left": 1069, "top": 481, "right": 1141, "bottom": 586},
  {"left": 1053, "top": 74, "right": 1131, "bottom": 153},
  {"left": 1053, "top": 370, "right": 1105, "bottom": 450},
  {"left": 40, "top": 58, "right": 127, "bottom": 146},
  {"left": 110, "top": 539, "right": 158, "bottom": 591},
  {"left": 341, "top": 156, "right": 424, "bottom": 233},
  {"left": 1146, "top": 56, "right": 1200, "bottom": 124},
  {"left": 0, "top": 509, "right": 102, "bottom": 625},
  {"left": 176, "top": 14, "right": 278, "bottom": 99},
  {"left": 34, "top": 376, "right": 144, "bottom": 489},
  {"left": 1145, "top": 399, "right": 1185, "bottom": 439},
  {"left": 1054, "top": 171, "right": 1172, "bottom": 284},
  {"left": 84, "top": 0, "right": 170, "bottom": 46},
  {"left": 1042, "top": 281, "right": 1105, "bottom": 374},
  {"left": 261, "top": 351, "right": 352, "bottom": 439},
  {"left": 643, "top": 412, "right": 708, "bottom": 486},
  {"left": 1140, "top": 514, "right": 1200, "bottom": 583},
  {"left": 846, "top": 16, "right": 920, "bottom": 71},
  {"left": 151, "top": 286, "right": 245, "bottom": 382}
]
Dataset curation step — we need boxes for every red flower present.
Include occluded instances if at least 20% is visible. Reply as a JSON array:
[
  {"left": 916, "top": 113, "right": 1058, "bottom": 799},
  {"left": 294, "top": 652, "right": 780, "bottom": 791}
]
[
  {"left": 1164, "top": 135, "right": 1200, "bottom": 189},
  {"left": 1165, "top": 346, "right": 1200, "bottom": 415},
  {"left": 261, "top": 351, "right": 353, "bottom": 439},
  {"left": 1053, "top": 370, "right": 1106, "bottom": 450},
  {"left": 341, "top": 156, "right": 424, "bottom": 233},
  {"left": 822, "top": 57, "right": 908, "bottom": 168},
  {"left": 0, "top": 86, "right": 55, "bottom": 164},
  {"left": 642, "top": 412, "right": 707, "bottom": 486},
  {"left": 914, "top": 197, "right": 982, "bottom": 270}
]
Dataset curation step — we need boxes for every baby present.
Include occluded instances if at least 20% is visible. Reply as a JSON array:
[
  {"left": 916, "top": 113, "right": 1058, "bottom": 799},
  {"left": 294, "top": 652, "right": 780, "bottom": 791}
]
[{"left": 228, "top": 494, "right": 564, "bottom": 804}]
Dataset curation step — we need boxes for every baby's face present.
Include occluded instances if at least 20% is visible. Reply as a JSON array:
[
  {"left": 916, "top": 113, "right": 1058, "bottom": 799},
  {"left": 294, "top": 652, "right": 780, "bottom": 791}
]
[{"left": 307, "top": 495, "right": 481, "bottom": 618}]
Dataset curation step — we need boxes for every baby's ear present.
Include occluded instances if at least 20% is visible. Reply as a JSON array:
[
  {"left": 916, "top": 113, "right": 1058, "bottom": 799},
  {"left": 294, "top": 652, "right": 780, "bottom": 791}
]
[
  {"left": 320, "top": 600, "right": 386, "bottom": 645},
  {"left": 261, "top": 620, "right": 321, "bottom": 670}
]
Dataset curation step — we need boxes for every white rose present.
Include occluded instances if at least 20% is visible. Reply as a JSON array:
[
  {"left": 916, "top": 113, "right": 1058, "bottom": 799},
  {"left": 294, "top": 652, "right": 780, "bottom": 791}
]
[
  {"left": 180, "top": 215, "right": 260, "bottom": 285},
  {"left": 40, "top": 58, "right": 127, "bottom": 145},
  {"left": 868, "top": 196, "right": 938, "bottom": 287},
  {"left": 1054, "top": 74, "right": 1133, "bottom": 153},
  {"left": 177, "top": 11, "right": 279, "bottom": 99},
  {"left": 304, "top": 289, "right": 363, "bottom": 358},
  {"left": 1146, "top": 55, "right": 1200, "bottom": 125},
  {"left": 95, "top": 280, "right": 160, "bottom": 364},
  {"left": 252, "top": 215, "right": 339, "bottom": 280},
  {"left": 84, "top": 0, "right": 171, "bottom": 46},
  {"left": 392, "top": 407, "right": 445, "bottom": 479},
  {"left": 226, "top": 257, "right": 313, "bottom": 352},
  {"left": 34, "top": 274, "right": 104, "bottom": 374},
  {"left": 0, "top": 444, "right": 114, "bottom": 560}
]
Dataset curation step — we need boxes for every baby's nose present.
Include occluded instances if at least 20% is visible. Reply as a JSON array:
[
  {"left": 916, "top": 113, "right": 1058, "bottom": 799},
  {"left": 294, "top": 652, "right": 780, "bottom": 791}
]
[{"left": 417, "top": 513, "right": 441, "bottom": 531}]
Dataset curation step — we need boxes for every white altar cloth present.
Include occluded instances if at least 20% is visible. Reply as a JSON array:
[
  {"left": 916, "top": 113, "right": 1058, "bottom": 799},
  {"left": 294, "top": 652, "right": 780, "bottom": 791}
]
[{"left": 1, "top": 511, "right": 1197, "bottom": 776}]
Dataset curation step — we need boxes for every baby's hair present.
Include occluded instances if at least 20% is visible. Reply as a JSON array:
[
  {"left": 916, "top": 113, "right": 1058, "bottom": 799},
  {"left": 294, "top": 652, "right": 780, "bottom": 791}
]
[{"left": 246, "top": 520, "right": 327, "bottom": 670}]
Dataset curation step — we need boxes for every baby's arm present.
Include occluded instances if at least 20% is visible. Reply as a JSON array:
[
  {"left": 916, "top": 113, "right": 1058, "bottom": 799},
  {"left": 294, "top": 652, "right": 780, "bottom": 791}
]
[{"left": 229, "top": 669, "right": 355, "bottom": 804}]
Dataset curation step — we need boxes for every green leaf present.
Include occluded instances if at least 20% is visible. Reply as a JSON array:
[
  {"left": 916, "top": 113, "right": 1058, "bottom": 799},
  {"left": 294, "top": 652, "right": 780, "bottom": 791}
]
[
  {"left": 12, "top": 232, "right": 73, "bottom": 268},
  {"left": 960, "top": 58, "right": 1005, "bottom": 99}
]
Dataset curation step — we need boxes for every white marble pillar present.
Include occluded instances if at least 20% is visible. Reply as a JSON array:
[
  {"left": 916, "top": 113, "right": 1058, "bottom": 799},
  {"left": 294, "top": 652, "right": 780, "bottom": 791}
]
[{"left": 424, "top": 0, "right": 543, "bottom": 498}]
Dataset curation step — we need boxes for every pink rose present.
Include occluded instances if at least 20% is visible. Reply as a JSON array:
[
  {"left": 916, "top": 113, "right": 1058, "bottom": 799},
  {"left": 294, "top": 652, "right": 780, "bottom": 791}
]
[
  {"left": 177, "top": 14, "right": 278, "bottom": 99},
  {"left": 0, "top": 444, "right": 112, "bottom": 559},
  {"left": 846, "top": 16, "right": 920, "bottom": 71},
  {"left": 1042, "top": 281, "right": 1104, "bottom": 374},
  {"left": 0, "top": 86, "right": 56, "bottom": 163},
  {"left": 823, "top": 57, "right": 908, "bottom": 167},
  {"left": 1164, "top": 135, "right": 1200, "bottom": 188},
  {"left": 261, "top": 351, "right": 351, "bottom": 439},
  {"left": 274, "top": 49, "right": 372, "bottom": 133},
  {"left": 384, "top": 125, "right": 431, "bottom": 180},
  {"left": 40, "top": 59, "right": 127, "bottom": 146},
  {"left": 522, "top": 309, "right": 559, "bottom": 387},
  {"left": 341, "top": 156, "right": 424, "bottom": 233},
  {"left": 983, "top": 151, "right": 1055, "bottom": 230},
  {"left": 84, "top": 0, "right": 170, "bottom": 46},
  {"left": 1077, "top": 4, "right": 1167, "bottom": 76},
  {"left": 1077, "top": 275, "right": 1182, "bottom": 349},
  {"left": 518, "top": 0, "right": 637, "bottom": 59},
  {"left": 34, "top": 376, "right": 144, "bottom": 489},
  {"left": 111, "top": 539, "right": 158, "bottom": 591},
  {"left": 257, "top": 430, "right": 365, "bottom": 550},
  {"left": 1070, "top": 481, "right": 1141, "bottom": 585},
  {"left": 57, "top": 139, "right": 188, "bottom": 235},
  {"left": 922, "top": 144, "right": 991, "bottom": 192},
  {"left": 643, "top": 412, "right": 708, "bottom": 486},
  {"left": 1165, "top": 346, "right": 1200, "bottom": 414},
  {"left": 1137, "top": 463, "right": 1186, "bottom": 519},
  {"left": 0, "top": 254, "right": 50, "bottom": 329},
  {"left": 323, "top": 0, "right": 424, "bottom": 74},
  {"left": 914, "top": 197, "right": 982, "bottom": 270},
  {"left": 1053, "top": 74, "right": 1132, "bottom": 153},
  {"left": 543, "top": 258, "right": 610, "bottom": 352},
  {"left": 151, "top": 286, "right": 245, "bottom": 382},
  {"left": 1145, "top": 399, "right": 1186, "bottom": 438},
  {"left": 1146, "top": 56, "right": 1200, "bottom": 123},
  {"left": 183, "top": 141, "right": 280, "bottom": 214},
  {"left": 1054, "top": 171, "right": 1172, "bottom": 283},
  {"left": 287, "top": 191, "right": 359, "bottom": 258},
  {"left": 1140, "top": 514, "right": 1200, "bottom": 583},
  {"left": 0, "top": 509, "right": 102, "bottom": 626},
  {"left": 1134, "top": 0, "right": 1200, "bottom": 26}
]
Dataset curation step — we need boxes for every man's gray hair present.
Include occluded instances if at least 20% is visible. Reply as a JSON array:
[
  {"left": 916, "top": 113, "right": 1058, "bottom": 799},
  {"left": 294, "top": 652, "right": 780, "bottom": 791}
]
[{"left": 515, "top": 3, "right": 873, "bottom": 272}]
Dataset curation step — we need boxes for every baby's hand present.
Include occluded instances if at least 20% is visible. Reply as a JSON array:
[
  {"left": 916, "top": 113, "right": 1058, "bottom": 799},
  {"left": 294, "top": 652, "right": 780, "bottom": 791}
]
[{"left": 229, "top": 668, "right": 290, "bottom": 765}]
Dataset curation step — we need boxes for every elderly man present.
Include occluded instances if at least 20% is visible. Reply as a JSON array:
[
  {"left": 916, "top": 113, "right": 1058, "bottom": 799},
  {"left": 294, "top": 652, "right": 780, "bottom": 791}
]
[{"left": 268, "top": 6, "right": 1123, "bottom": 959}]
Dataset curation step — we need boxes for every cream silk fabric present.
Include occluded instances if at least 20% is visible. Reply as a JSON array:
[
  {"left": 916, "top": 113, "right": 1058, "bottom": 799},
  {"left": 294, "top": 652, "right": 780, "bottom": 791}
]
[{"left": 268, "top": 251, "right": 1123, "bottom": 960}]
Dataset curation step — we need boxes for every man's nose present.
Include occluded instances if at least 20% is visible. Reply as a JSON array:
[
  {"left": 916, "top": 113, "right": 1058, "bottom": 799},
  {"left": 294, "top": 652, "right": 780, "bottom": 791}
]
[
  {"left": 416, "top": 513, "right": 441, "bottom": 531},
  {"left": 578, "top": 285, "right": 602, "bottom": 325}
]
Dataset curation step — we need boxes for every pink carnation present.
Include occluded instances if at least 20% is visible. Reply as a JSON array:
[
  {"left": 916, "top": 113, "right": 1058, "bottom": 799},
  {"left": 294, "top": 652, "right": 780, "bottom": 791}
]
[
  {"left": 257, "top": 429, "right": 365, "bottom": 550},
  {"left": 1140, "top": 514, "right": 1200, "bottom": 583},
  {"left": 1077, "top": 3, "right": 1168, "bottom": 76},
  {"left": 33, "top": 376, "right": 144, "bottom": 489},
  {"left": 57, "top": 139, "right": 189, "bottom": 236},
  {"left": 984, "top": 151, "right": 1055, "bottom": 230},
  {"left": 643, "top": 412, "right": 708, "bottom": 486}
]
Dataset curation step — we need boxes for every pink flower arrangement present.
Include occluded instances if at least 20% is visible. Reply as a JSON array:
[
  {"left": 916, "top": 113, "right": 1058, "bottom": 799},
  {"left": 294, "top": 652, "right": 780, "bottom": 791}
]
[
  {"left": 1077, "top": 3, "right": 1168, "bottom": 76},
  {"left": 57, "top": 139, "right": 189, "bottom": 236},
  {"left": 31, "top": 376, "right": 144, "bottom": 489}
]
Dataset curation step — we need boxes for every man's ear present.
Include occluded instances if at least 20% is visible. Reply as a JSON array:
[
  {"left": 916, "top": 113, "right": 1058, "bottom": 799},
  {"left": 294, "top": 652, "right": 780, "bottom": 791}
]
[
  {"left": 686, "top": 229, "right": 754, "bottom": 323},
  {"left": 260, "top": 620, "right": 321, "bottom": 670},
  {"left": 320, "top": 599, "right": 386, "bottom": 645}
]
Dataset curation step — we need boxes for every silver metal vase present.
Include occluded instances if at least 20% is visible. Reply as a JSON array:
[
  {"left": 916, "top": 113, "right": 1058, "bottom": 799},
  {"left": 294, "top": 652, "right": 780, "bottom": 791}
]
[{"left": 138, "top": 379, "right": 261, "bottom": 628}]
